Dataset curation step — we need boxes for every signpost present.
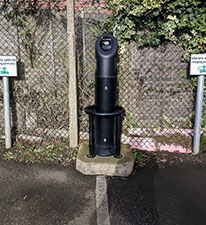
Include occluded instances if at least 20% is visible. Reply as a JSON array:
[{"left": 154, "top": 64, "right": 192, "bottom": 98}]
[
  {"left": 190, "top": 54, "right": 206, "bottom": 154},
  {"left": 0, "top": 56, "right": 17, "bottom": 148}
]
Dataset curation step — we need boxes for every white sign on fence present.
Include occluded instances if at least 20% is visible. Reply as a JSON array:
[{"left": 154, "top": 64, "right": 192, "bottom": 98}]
[
  {"left": 190, "top": 54, "right": 206, "bottom": 75},
  {"left": 0, "top": 56, "right": 17, "bottom": 77}
]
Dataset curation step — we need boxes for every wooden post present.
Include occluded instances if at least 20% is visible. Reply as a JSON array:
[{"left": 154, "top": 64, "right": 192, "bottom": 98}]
[{"left": 67, "top": 0, "right": 78, "bottom": 148}]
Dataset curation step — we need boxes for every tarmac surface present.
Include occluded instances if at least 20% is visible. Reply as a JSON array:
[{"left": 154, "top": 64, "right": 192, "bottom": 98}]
[
  {"left": 107, "top": 164, "right": 206, "bottom": 225},
  {"left": 0, "top": 161, "right": 96, "bottom": 225},
  {"left": 0, "top": 160, "right": 206, "bottom": 225}
]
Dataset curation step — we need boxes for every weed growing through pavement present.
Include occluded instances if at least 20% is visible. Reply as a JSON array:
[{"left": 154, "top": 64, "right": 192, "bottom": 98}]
[{"left": 132, "top": 150, "right": 147, "bottom": 167}]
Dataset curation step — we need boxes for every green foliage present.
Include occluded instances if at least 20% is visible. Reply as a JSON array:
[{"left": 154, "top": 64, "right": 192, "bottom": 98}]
[
  {"left": 103, "top": 0, "right": 206, "bottom": 130},
  {"left": 3, "top": 142, "right": 78, "bottom": 164},
  {"left": 132, "top": 150, "right": 147, "bottom": 167},
  {"left": 103, "top": 0, "right": 206, "bottom": 60}
]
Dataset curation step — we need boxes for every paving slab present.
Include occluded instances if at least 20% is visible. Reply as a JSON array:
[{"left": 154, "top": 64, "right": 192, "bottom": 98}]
[
  {"left": 76, "top": 142, "right": 134, "bottom": 177},
  {"left": 0, "top": 161, "right": 96, "bottom": 225}
]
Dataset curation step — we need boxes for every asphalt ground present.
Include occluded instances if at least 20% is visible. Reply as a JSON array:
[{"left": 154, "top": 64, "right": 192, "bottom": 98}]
[
  {"left": 107, "top": 164, "right": 206, "bottom": 225},
  {"left": 0, "top": 161, "right": 96, "bottom": 225},
  {"left": 0, "top": 160, "right": 206, "bottom": 225}
]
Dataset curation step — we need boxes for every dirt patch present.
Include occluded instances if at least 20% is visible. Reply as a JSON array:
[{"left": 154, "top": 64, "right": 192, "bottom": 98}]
[
  {"left": 133, "top": 148, "right": 206, "bottom": 171},
  {"left": 1, "top": 138, "right": 206, "bottom": 170}
]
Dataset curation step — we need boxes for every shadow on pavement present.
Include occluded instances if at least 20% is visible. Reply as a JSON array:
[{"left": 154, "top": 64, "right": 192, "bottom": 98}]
[
  {"left": 107, "top": 159, "right": 206, "bottom": 225},
  {"left": 107, "top": 159, "right": 159, "bottom": 225}
]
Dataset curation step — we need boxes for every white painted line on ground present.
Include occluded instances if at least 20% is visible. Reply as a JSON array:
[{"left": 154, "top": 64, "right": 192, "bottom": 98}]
[{"left": 96, "top": 175, "right": 110, "bottom": 225}]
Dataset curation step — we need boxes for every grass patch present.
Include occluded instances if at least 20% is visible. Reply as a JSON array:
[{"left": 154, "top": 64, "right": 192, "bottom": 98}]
[{"left": 3, "top": 143, "right": 78, "bottom": 165}]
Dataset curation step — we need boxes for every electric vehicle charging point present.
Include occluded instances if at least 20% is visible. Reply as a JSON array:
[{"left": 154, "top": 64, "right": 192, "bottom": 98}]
[
  {"left": 76, "top": 34, "right": 134, "bottom": 176},
  {"left": 87, "top": 34, "right": 124, "bottom": 158}
]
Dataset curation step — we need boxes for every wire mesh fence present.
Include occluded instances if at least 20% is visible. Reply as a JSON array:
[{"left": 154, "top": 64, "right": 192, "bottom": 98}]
[
  {"left": 0, "top": 0, "right": 202, "bottom": 153},
  {"left": 75, "top": 0, "right": 196, "bottom": 152},
  {"left": 119, "top": 42, "right": 194, "bottom": 152},
  {"left": 75, "top": 11, "right": 108, "bottom": 141},
  {"left": 0, "top": 9, "right": 70, "bottom": 146}
]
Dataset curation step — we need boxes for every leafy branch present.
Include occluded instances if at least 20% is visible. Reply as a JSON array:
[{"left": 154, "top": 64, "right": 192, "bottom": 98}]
[{"left": 103, "top": 0, "right": 206, "bottom": 61}]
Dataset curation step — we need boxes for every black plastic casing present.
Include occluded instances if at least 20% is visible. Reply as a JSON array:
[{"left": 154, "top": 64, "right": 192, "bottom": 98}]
[{"left": 95, "top": 34, "right": 118, "bottom": 156}]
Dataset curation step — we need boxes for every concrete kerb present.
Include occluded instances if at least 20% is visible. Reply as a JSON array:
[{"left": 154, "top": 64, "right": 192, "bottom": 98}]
[{"left": 76, "top": 142, "right": 134, "bottom": 177}]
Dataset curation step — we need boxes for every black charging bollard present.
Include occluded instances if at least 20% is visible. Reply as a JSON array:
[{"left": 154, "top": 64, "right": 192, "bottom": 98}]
[{"left": 85, "top": 34, "right": 125, "bottom": 158}]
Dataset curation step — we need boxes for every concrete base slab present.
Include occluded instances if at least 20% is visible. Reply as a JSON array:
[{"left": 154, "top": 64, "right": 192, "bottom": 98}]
[{"left": 76, "top": 142, "right": 134, "bottom": 177}]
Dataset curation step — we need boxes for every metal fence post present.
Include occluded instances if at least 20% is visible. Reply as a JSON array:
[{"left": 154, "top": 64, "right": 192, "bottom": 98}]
[
  {"left": 3, "top": 77, "right": 11, "bottom": 148},
  {"left": 193, "top": 75, "right": 204, "bottom": 155},
  {"left": 67, "top": 0, "right": 79, "bottom": 148}
]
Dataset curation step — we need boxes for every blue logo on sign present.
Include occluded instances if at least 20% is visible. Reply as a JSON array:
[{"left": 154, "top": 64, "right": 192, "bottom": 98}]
[
  {"left": 198, "top": 65, "right": 206, "bottom": 73},
  {"left": 0, "top": 67, "right": 9, "bottom": 75}
]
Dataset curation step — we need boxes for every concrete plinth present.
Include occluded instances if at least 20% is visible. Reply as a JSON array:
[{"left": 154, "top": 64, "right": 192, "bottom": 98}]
[{"left": 76, "top": 142, "right": 134, "bottom": 177}]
